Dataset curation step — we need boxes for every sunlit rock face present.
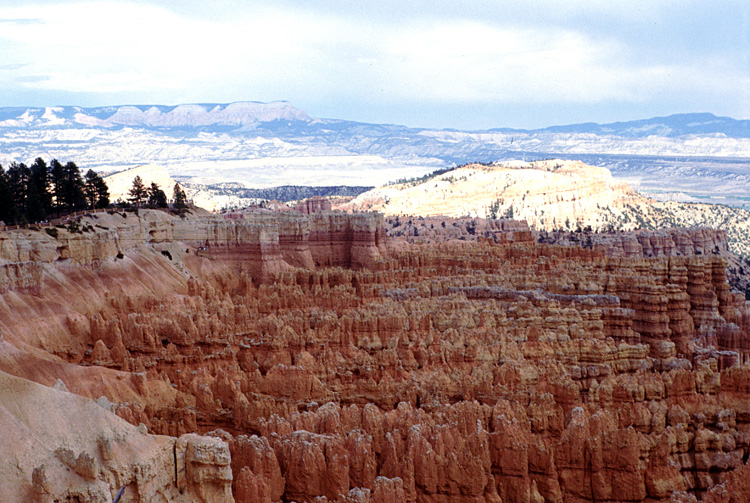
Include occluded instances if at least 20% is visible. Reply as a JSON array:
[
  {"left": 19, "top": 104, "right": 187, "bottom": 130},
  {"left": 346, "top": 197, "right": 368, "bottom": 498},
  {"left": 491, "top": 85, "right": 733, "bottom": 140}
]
[
  {"left": 341, "top": 160, "right": 750, "bottom": 261},
  {"left": 1, "top": 208, "right": 750, "bottom": 502},
  {"left": 0, "top": 370, "right": 234, "bottom": 503}
]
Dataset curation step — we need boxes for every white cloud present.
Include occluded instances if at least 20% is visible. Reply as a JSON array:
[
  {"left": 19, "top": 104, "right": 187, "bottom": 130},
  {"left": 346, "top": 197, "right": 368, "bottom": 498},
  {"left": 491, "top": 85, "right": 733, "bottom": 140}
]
[
  {"left": 0, "top": 2, "right": 341, "bottom": 95},
  {"left": 0, "top": 0, "right": 746, "bottom": 123}
]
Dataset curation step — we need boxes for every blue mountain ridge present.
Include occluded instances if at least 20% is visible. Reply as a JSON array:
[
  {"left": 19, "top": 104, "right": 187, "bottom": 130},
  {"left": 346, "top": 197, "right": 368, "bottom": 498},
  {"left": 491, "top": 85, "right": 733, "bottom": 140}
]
[{"left": 0, "top": 103, "right": 747, "bottom": 139}]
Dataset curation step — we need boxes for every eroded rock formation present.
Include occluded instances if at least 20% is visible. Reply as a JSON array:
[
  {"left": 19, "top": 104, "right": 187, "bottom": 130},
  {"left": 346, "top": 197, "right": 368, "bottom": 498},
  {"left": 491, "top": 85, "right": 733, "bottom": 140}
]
[
  {"left": 339, "top": 159, "right": 750, "bottom": 260},
  {"left": 1, "top": 209, "right": 750, "bottom": 502},
  {"left": 0, "top": 369, "right": 233, "bottom": 503}
]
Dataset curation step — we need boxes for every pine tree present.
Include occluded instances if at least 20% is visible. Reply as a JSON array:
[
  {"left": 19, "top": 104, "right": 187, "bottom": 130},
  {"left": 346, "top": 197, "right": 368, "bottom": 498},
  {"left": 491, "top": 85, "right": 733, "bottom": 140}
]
[
  {"left": 128, "top": 176, "right": 148, "bottom": 207},
  {"left": 7, "top": 162, "right": 31, "bottom": 221},
  {"left": 25, "top": 182, "right": 46, "bottom": 223},
  {"left": 30, "top": 157, "right": 52, "bottom": 216},
  {"left": 84, "top": 170, "right": 110, "bottom": 209},
  {"left": 0, "top": 165, "right": 18, "bottom": 225},
  {"left": 62, "top": 162, "right": 86, "bottom": 212},
  {"left": 50, "top": 159, "right": 65, "bottom": 213},
  {"left": 148, "top": 182, "right": 168, "bottom": 208},
  {"left": 94, "top": 176, "right": 110, "bottom": 209},
  {"left": 172, "top": 183, "right": 187, "bottom": 214}
]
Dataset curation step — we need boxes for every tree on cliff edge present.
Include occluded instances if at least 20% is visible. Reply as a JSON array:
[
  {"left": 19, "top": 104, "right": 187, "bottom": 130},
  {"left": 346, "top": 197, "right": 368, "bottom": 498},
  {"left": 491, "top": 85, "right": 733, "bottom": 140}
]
[
  {"left": 0, "top": 165, "right": 18, "bottom": 225},
  {"left": 128, "top": 176, "right": 148, "bottom": 207},
  {"left": 147, "top": 182, "right": 168, "bottom": 208},
  {"left": 172, "top": 183, "right": 187, "bottom": 214},
  {"left": 52, "top": 161, "right": 86, "bottom": 213},
  {"left": 0, "top": 158, "right": 102, "bottom": 225},
  {"left": 30, "top": 158, "right": 52, "bottom": 216},
  {"left": 84, "top": 170, "right": 110, "bottom": 209}
]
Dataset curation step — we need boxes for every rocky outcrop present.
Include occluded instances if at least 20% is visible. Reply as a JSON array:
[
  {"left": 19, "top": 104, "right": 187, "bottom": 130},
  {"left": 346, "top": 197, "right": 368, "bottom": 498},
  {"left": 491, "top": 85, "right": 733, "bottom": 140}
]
[
  {"left": 0, "top": 369, "right": 233, "bottom": 503},
  {"left": 296, "top": 196, "right": 333, "bottom": 214},
  {"left": 342, "top": 159, "right": 750, "bottom": 260},
  {"left": 540, "top": 227, "right": 730, "bottom": 259},
  {"left": 3, "top": 210, "right": 750, "bottom": 502},
  {"left": 309, "top": 211, "right": 387, "bottom": 269},
  {"left": 342, "top": 160, "right": 640, "bottom": 227},
  {"left": 0, "top": 208, "right": 385, "bottom": 289},
  {"left": 539, "top": 227, "right": 750, "bottom": 314}
]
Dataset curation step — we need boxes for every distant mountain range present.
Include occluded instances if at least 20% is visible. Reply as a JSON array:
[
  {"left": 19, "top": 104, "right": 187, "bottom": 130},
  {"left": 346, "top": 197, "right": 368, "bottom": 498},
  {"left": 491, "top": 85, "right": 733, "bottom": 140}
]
[
  {"left": 1, "top": 102, "right": 747, "bottom": 139},
  {"left": 497, "top": 112, "right": 750, "bottom": 138},
  {"left": 0, "top": 101, "right": 311, "bottom": 129},
  {"left": 0, "top": 101, "right": 749, "bottom": 207}
]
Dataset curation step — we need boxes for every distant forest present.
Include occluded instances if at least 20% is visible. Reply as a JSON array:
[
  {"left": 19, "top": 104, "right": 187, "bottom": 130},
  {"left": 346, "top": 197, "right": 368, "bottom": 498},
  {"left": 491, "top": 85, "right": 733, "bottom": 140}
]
[{"left": 0, "top": 158, "right": 109, "bottom": 225}]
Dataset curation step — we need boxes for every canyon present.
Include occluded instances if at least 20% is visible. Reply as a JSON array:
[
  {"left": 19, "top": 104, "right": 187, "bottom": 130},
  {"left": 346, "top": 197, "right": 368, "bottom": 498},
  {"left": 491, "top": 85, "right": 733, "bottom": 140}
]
[
  {"left": 342, "top": 160, "right": 750, "bottom": 260},
  {"left": 0, "top": 206, "right": 749, "bottom": 502}
]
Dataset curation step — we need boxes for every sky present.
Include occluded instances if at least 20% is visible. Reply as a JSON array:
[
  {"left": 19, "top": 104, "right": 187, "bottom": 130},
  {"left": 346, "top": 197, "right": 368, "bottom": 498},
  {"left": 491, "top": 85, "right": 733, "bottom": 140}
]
[{"left": 0, "top": 0, "right": 748, "bottom": 130}]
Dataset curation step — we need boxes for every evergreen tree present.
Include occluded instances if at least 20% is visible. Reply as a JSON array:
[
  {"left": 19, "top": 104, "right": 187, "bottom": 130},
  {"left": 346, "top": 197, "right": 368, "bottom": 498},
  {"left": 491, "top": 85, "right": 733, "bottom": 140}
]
[
  {"left": 84, "top": 170, "right": 98, "bottom": 209},
  {"left": 25, "top": 182, "right": 46, "bottom": 223},
  {"left": 0, "top": 165, "right": 18, "bottom": 225},
  {"left": 147, "top": 182, "right": 168, "bottom": 208},
  {"left": 94, "top": 177, "right": 110, "bottom": 209},
  {"left": 30, "top": 157, "right": 52, "bottom": 216},
  {"left": 172, "top": 183, "right": 187, "bottom": 213},
  {"left": 84, "top": 170, "right": 110, "bottom": 209},
  {"left": 7, "top": 162, "right": 31, "bottom": 221},
  {"left": 62, "top": 161, "right": 86, "bottom": 212},
  {"left": 50, "top": 159, "right": 66, "bottom": 213},
  {"left": 0, "top": 158, "right": 101, "bottom": 223},
  {"left": 128, "top": 176, "right": 148, "bottom": 207}
]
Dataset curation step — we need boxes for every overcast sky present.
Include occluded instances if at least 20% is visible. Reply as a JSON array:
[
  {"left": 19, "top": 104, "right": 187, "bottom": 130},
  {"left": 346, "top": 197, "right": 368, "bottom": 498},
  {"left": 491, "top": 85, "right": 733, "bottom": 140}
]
[{"left": 0, "top": 0, "right": 747, "bottom": 129}]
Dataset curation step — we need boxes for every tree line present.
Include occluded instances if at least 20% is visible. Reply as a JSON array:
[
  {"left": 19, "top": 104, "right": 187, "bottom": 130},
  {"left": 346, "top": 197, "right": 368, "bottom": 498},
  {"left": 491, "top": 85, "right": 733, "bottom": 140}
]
[
  {"left": 0, "top": 158, "right": 109, "bottom": 225},
  {"left": 127, "top": 176, "right": 187, "bottom": 213},
  {"left": 0, "top": 157, "right": 191, "bottom": 226}
]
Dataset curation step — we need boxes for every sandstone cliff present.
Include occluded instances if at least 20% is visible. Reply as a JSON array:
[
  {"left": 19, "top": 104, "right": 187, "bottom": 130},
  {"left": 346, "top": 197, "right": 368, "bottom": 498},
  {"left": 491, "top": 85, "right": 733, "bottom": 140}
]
[
  {"left": 0, "top": 208, "right": 385, "bottom": 502},
  {"left": 340, "top": 160, "right": 750, "bottom": 259},
  {"left": 0, "top": 369, "right": 233, "bottom": 503},
  {"left": 1, "top": 209, "right": 750, "bottom": 502}
]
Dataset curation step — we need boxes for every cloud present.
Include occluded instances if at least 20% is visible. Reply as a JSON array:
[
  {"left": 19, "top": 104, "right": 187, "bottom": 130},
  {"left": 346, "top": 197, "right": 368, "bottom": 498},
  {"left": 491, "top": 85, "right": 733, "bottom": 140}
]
[
  {"left": 0, "top": 17, "right": 42, "bottom": 24},
  {"left": 375, "top": 23, "right": 628, "bottom": 103},
  {"left": 0, "top": 2, "right": 351, "bottom": 97},
  {"left": 0, "top": 0, "right": 746, "bottom": 125}
]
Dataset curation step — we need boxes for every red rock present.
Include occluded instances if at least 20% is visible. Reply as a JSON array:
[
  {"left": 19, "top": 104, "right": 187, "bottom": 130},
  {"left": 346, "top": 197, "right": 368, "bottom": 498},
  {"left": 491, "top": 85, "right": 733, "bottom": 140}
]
[{"left": 2, "top": 210, "right": 750, "bottom": 502}]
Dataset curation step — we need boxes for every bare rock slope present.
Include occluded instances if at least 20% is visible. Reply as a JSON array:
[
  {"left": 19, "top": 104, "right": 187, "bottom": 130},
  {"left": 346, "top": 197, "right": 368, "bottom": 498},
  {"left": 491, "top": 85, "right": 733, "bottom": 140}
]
[
  {"left": 341, "top": 159, "right": 750, "bottom": 259},
  {"left": 0, "top": 369, "right": 233, "bottom": 503},
  {"left": 1, "top": 208, "right": 750, "bottom": 501}
]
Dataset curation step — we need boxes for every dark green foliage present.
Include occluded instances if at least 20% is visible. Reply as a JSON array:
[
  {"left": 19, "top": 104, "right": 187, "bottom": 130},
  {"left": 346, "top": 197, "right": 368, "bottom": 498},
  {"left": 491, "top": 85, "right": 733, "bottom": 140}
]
[
  {"left": 0, "top": 165, "right": 18, "bottom": 225},
  {"left": 7, "top": 162, "right": 31, "bottom": 219},
  {"left": 172, "top": 183, "right": 187, "bottom": 213},
  {"left": 147, "top": 182, "right": 168, "bottom": 208},
  {"left": 128, "top": 176, "right": 148, "bottom": 207},
  {"left": 30, "top": 158, "right": 52, "bottom": 216},
  {"left": 84, "top": 170, "right": 110, "bottom": 209},
  {"left": 386, "top": 166, "right": 459, "bottom": 187},
  {"left": 45, "top": 227, "right": 59, "bottom": 238},
  {"left": 50, "top": 159, "right": 65, "bottom": 213},
  {"left": 50, "top": 160, "right": 86, "bottom": 212},
  {"left": 62, "top": 162, "right": 87, "bottom": 212},
  {"left": 25, "top": 181, "right": 46, "bottom": 223},
  {"left": 67, "top": 220, "right": 80, "bottom": 233},
  {"left": 0, "top": 158, "right": 109, "bottom": 225},
  {"left": 487, "top": 199, "right": 501, "bottom": 220}
]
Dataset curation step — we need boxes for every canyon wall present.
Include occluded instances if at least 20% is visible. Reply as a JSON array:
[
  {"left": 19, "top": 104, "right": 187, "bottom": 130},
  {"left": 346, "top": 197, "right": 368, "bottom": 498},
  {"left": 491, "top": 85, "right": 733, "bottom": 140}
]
[
  {"left": 2, "top": 210, "right": 750, "bottom": 502},
  {"left": 0, "top": 369, "right": 233, "bottom": 503},
  {"left": 340, "top": 160, "right": 750, "bottom": 259},
  {"left": 0, "top": 208, "right": 385, "bottom": 502}
]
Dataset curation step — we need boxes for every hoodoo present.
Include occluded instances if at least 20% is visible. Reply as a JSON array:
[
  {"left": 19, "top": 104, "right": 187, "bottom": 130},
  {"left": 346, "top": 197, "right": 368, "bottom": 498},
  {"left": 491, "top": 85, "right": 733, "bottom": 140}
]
[{"left": 0, "top": 207, "right": 749, "bottom": 502}]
